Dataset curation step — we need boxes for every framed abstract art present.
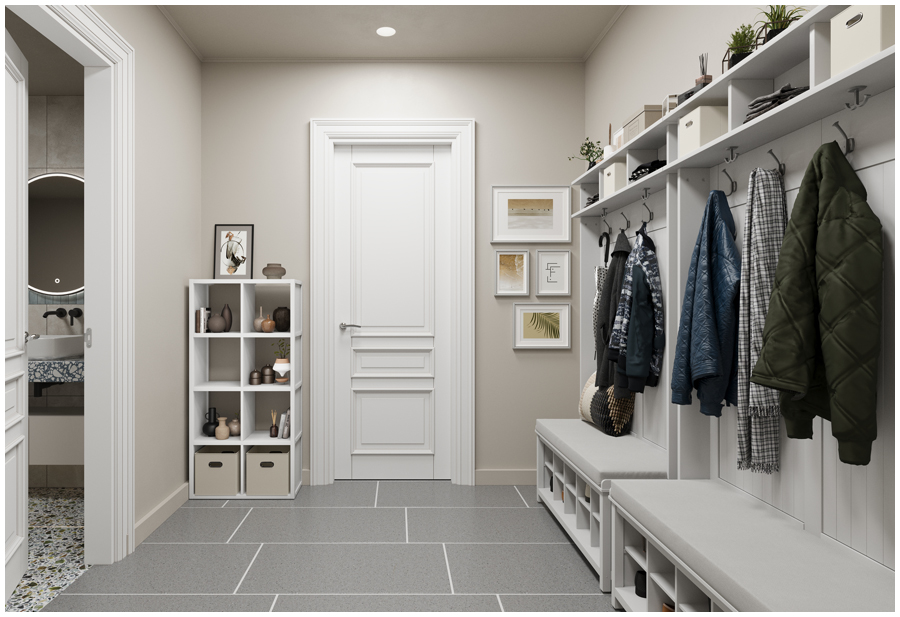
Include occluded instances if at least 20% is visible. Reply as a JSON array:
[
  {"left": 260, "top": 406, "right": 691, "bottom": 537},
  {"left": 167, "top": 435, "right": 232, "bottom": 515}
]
[{"left": 214, "top": 224, "right": 254, "bottom": 279}]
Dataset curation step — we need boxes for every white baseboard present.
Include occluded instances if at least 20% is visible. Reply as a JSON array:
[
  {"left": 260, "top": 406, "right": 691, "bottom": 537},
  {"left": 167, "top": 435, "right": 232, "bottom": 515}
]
[
  {"left": 475, "top": 469, "right": 536, "bottom": 485},
  {"left": 134, "top": 482, "right": 188, "bottom": 546},
  {"left": 302, "top": 468, "right": 310, "bottom": 485}
]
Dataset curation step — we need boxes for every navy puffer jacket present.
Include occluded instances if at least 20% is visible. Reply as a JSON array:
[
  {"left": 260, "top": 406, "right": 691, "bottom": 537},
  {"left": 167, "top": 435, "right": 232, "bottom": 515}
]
[{"left": 671, "top": 190, "right": 741, "bottom": 416}]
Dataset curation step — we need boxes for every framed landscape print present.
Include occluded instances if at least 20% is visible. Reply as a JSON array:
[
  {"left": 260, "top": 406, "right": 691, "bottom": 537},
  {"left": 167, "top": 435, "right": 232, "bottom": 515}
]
[
  {"left": 513, "top": 303, "right": 571, "bottom": 349},
  {"left": 495, "top": 250, "right": 529, "bottom": 296},
  {"left": 491, "top": 185, "right": 571, "bottom": 243},
  {"left": 536, "top": 250, "right": 571, "bottom": 296},
  {"left": 214, "top": 224, "right": 254, "bottom": 279}
]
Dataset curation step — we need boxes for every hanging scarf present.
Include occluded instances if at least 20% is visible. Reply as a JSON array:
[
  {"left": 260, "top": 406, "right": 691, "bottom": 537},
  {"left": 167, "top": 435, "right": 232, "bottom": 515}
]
[
  {"left": 593, "top": 265, "right": 607, "bottom": 353},
  {"left": 736, "top": 168, "right": 787, "bottom": 473}
]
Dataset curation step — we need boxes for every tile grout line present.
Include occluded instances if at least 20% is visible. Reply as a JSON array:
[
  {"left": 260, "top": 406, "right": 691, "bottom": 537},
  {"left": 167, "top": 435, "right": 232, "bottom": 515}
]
[
  {"left": 405, "top": 508, "right": 409, "bottom": 543},
  {"left": 63, "top": 593, "right": 609, "bottom": 597},
  {"left": 442, "top": 543, "right": 455, "bottom": 594},
  {"left": 226, "top": 507, "right": 254, "bottom": 543},
  {"left": 233, "top": 543, "right": 264, "bottom": 594},
  {"left": 222, "top": 500, "right": 228, "bottom": 508},
  {"left": 269, "top": 594, "right": 278, "bottom": 612},
  {"left": 141, "top": 541, "right": 571, "bottom": 545},
  {"left": 497, "top": 594, "right": 505, "bottom": 612},
  {"left": 374, "top": 481, "right": 379, "bottom": 507},
  {"left": 513, "top": 486, "right": 529, "bottom": 508}
]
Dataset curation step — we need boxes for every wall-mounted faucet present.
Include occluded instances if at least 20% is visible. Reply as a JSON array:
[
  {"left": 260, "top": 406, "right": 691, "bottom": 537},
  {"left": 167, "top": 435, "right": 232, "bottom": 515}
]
[
  {"left": 43, "top": 307, "right": 67, "bottom": 319},
  {"left": 67, "top": 308, "right": 83, "bottom": 326}
]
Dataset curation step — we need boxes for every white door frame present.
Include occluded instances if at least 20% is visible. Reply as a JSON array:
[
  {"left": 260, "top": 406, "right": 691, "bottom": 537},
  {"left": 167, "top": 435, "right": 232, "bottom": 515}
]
[
  {"left": 8, "top": 5, "right": 135, "bottom": 564},
  {"left": 310, "top": 119, "right": 475, "bottom": 485}
]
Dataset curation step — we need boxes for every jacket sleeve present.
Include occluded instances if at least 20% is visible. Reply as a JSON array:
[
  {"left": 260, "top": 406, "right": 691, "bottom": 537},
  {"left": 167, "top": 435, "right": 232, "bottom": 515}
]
[
  {"left": 671, "top": 243, "right": 700, "bottom": 405},
  {"left": 626, "top": 265, "right": 653, "bottom": 392}
]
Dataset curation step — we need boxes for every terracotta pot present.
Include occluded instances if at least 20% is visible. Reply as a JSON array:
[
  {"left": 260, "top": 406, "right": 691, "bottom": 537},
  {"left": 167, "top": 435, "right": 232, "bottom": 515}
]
[
  {"left": 215, "top": 417, "right": 230, "bottom": 440},
  {"left": 208, "top": 313, "right": 226, "bottom": 333},
  {"left": 262, "top": 263, "right": 286, "bottom": 279},
  {"left": 228, "top": 416, "right": 241, "bottom": 436},
  {"left": 261, "top": 314, "right": 276, "bottom": 333},
  {"left": 221, "top": 304, "right": 233, "bottom": 332},
  {"left": 253, "top": 307, "right": 265, "bottom": 332},
  {"left": 273, "top": 307, "right": 290, "bottom": 332},
  {"left": 274, "top": 357, "right": 290, "bottom": 383}
]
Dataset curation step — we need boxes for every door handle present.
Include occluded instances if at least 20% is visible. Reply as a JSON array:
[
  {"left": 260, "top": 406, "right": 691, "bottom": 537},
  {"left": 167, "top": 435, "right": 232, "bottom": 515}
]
[{"left": 339, "top": 323, "right": 361, "bottom": 330}]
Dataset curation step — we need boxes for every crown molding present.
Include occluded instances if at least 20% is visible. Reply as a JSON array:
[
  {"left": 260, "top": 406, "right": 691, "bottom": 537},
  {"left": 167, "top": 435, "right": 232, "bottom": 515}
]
[
  {"left": 202, "top": 56, "right": 585, "bottom": 64},
  {"left": 157, "top": 6, "right": 204, "bottom": 62},
  {"left": 582, "top": 5, "right": 627, "bottom": 62}
]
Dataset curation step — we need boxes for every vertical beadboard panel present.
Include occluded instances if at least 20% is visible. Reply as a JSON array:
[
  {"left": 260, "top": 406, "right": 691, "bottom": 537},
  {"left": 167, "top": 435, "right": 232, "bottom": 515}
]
[{"left": 882, "top": 159, "right": 895, "bottom": 569}]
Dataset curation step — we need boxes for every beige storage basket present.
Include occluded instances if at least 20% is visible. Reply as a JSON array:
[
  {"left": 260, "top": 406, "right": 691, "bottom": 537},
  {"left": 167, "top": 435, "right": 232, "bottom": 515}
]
[
  {"left": 194, "top": 446, "right": 240, "bottom": 496},
  {"left": 246, "top": 445, "right": 290, "bottom": 496}
]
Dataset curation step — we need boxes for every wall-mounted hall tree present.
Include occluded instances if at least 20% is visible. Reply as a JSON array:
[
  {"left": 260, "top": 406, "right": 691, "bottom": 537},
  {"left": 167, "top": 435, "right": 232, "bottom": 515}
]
[
  {"left": 571, "top": 6, "right": 894, "bottom": 609},
  {"left": 188, "top": 279, "right": 302, "bottom": 499}
]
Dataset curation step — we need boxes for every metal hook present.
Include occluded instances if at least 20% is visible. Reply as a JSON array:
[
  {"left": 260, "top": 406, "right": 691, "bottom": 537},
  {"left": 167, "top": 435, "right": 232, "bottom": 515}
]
[
  {"left": 833, "top": 121, "right": 855, "bottom": 154},
  {"left": 642, "top": 203, "right": 654, "bottom": 222},
  {"left": 724, "top": 146, "right": 740, "bottom": 164},
  {"left": 767, "top": 149, "right": 785, "bottom": 176},
  {"left": 845, "top": 86, "right": 871, "bottom": 111},
  {"left": 640, "top": 189, "right": 653, "bottom": 222},
  {"left": 721, "top": 169, "right": 737, "bottom": 197},
  {"left": 620, "top": 211, "right": 630, "bottom": 230}
]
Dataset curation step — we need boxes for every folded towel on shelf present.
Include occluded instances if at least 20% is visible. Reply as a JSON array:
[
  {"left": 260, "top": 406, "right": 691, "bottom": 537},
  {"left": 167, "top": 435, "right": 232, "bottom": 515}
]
[
  {"left": 744, "top": 83, "right": 808, "bottom": 123},
  {"left": 629, "top": 160, "right": 666, "bottom": 183}
]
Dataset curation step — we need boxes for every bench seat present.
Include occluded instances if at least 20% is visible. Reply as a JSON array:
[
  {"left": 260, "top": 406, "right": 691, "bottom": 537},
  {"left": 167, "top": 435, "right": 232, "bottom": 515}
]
[{"left": 609, "top": 479, "right": 895, "bottom": 612}]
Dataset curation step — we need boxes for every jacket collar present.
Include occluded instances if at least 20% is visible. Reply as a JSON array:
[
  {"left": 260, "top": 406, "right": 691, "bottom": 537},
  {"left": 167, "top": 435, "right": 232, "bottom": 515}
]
[{"left": 612, "top": 231, "right": 631, "bottom": 255}]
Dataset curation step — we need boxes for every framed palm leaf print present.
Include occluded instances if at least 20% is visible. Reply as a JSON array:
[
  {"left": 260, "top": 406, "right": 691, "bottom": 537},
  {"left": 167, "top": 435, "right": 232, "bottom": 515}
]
[{"left": 513, "top": 303, "right": 570, "bottom": 349}]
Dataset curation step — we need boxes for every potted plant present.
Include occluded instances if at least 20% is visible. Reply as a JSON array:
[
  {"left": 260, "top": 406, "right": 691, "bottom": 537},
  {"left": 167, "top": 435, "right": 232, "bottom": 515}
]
[
  {"left": 272, "top": 339, "right": 290, "bottom": 383},
  {"left": 726, "top": 24, "right": 756, "bottom": 69},
  {"left": 569, "top": 138, "right": 604, "bottom": 170},
  {"left": 756, "top": 5, "right": 807, "bottom": 43}
]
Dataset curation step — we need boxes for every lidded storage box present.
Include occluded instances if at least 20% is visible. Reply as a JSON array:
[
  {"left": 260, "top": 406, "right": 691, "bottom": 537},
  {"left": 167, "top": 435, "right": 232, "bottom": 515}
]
[
  {"left": 830, "top": 5, "right": 895, "bottom": 77},
  {"left": 623, "top": 105, "right": 662, "bottom": 143},
  {"left": 194, "top": 446, "right": 240, "bottom": 496},
  {"left": 677, "top": 106, "right": 728, "bottom": 159},
  {"left": 603, "top": 161, "right": 627, "bottom": 197},
  {"left": 246, "top": 445, "right": 290, "bottom": 496}
]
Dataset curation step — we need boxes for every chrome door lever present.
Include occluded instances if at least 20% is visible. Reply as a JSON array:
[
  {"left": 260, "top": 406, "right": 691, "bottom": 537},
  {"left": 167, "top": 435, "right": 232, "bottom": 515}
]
[{"left": 339, "top": 323, "right": 361, "bottom": 330}]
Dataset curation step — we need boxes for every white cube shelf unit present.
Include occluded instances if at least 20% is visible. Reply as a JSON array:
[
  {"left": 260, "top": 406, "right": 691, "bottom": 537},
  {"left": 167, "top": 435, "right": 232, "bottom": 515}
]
[{"left": 188, "top": 279, "right": 303, "bottom": 499}]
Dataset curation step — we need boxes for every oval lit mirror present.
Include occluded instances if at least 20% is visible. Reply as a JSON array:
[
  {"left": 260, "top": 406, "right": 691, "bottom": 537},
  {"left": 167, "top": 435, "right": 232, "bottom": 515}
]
[{"left": 28, "top": 173, "right": 84, "bottom": 295}]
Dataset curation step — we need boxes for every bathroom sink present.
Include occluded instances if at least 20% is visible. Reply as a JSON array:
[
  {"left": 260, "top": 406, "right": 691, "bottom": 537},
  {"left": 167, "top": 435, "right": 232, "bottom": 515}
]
[{"left": 28, "top": 335, "right": 84, "bottom": 360}]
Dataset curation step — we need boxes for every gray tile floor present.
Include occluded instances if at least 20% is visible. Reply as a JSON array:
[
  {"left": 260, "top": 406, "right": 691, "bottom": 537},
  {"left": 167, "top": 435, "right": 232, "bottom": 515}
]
[{"left": 44, "top": 482, "right": 615, "bottom": 612}]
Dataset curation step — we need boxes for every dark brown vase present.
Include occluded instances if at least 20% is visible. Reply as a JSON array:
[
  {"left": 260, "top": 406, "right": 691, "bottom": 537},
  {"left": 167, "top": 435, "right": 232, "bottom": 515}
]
[
  {"left": 270, "top": 424, "right": 279, "bottom": 438},
  {"left": 273, "top": 306, "right": 290, "bottom": 332},
  {"left": 221, "top": 304, "right": 233, "bottom": 332}
]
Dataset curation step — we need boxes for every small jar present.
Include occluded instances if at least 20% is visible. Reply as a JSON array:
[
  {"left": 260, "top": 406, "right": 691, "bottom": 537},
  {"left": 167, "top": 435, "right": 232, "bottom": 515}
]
[
  {"left": 249, "top": 369, "right": 262, "bottom": 386},
  {"left": 261, "top": 364, "right": 275, "bottom": 384}
]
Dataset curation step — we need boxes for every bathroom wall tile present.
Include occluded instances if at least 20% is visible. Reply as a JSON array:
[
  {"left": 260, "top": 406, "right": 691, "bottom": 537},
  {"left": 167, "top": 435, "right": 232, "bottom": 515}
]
[
  {"left": 47, "top": 305, "right": 84, "bottom": 336},
  {"left": 46, "top": 396, "right": 84, "bottom": 408},
  {"left": 29, "top": 96, "right": 47, "bottom": 169},
  {"left": 29, "top": 465, "right": 48, "bottom": 488},
  {"left": 29, "top": 305, "right": 49, "bottom": 336},
  {"left": 47, "top": 465, "right": 84, "bottom": 488},
  {"left": 47, "top": 97, "right": 84, "bottom": 169}
]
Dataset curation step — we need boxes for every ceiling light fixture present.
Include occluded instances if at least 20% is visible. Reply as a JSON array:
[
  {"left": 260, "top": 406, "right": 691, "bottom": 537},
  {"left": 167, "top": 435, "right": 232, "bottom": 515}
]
[{"left": 376, "top": 26, "right": 396, "bottom": 37}]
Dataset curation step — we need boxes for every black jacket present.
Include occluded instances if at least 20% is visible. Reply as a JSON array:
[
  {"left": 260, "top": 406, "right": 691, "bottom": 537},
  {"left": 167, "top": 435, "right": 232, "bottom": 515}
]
[{"left": 595, "top": 232, "right": 631, "bottom": 389}]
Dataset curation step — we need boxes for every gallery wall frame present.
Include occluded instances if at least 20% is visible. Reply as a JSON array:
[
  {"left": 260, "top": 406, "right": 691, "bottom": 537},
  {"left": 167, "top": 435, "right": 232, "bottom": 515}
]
[
  {"left": 494, "top": 249, "right": 529, "bottom": 296},
  {"left": 513, "top": 302, "right": 571, "bottom": 349},
  {"left": 491, "top": 185, "right": 571, "bottom": 243},
  {"left": 535, "top": 250, "right": 571, "bottom": 296}
]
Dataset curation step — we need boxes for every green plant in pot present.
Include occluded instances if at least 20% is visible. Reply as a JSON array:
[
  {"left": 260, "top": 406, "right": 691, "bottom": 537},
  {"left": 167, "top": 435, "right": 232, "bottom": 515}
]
[
  {"left": 756, "top": 5, "right": 807, "bottom": 43},
  {"left": 271, "top": 339, "right": 290, "bottom": 383},
  {"left": 727, "top": 24, "right": 756, "bottom": 69},
  {"left": 568, "top": 138, "right": 604, "bottom": 170}
]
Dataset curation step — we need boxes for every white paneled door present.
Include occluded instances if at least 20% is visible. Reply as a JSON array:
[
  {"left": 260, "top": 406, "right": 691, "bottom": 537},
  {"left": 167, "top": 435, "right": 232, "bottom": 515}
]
[
  {"left": 5, "top": 30, "right": 28, "bottom": 600},
  {"left": 333, "top": 145, "right": 451, "bottom": 479}
]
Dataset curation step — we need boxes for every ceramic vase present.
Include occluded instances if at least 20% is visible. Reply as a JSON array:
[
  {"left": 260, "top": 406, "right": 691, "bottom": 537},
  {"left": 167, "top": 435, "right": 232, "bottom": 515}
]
[
  {"left": 208, "top": 313, "right": 226, "bottom": 333},
  {"left": 261, "top": 314, "right": 276, "bottom": 333},
  {"left": 269, "top": 424, "right": 279, "bottom": 438},
  {"left": 274, "top": 358, "right": 290, "bottom": 383},
  {"left": 202, "top": 408, "right": 218, "bottom": 437},
  {"left": 261, "top": 364, "right": 275, "bottom": 384},
  {"left": 262, "top": 263, "right": 286, "bottom": 279},
  {"left": 228, "top": 416, "right": 241, "bottom": 436},
  {"left": 273, "top": 306, "right": 290, "bottom": 332},
  {"left": 221, "top": 304, "right": 233, "bottom": 332},
  {"left": 215, "top": 417, "right": 230, "bottom": 440},
  {"left": 253, "top": 307, "right": 265, "bottom": 332}
]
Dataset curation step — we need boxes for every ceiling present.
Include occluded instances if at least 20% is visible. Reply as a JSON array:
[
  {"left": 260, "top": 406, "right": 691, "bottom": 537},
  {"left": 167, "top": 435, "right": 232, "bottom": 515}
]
[
  {"left": 160, "top": 5, "right": 626, "bottom": 62},
  {"left": 5, "top": 8, "right": 84, "bottom": 95}
]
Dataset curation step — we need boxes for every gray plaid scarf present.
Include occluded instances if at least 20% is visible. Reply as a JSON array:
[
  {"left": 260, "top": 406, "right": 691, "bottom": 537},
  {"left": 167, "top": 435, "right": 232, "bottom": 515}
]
[{"left": 736, "top": 168, "right": 786, "bottom": 473}]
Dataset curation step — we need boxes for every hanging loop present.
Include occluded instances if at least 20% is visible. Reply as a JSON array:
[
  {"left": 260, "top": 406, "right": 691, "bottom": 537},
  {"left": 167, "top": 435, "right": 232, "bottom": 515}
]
[
  {"left": 620, "top": 211, "right": 630, "bottom": 230},
  {"left": 845, "top": 85, "right": 871, "bottom": 111},
  {"left": 724, "top": 146, "right": 740, "bottom": 164},
  {"left": 833, "top": 121, "right": 855, "bottom": 154},
  {"left": 721, "top": 169, "right": 737, "bottom": 196},
  {"left": 767, "top": 150, "right": 785, "bottom": 176}
]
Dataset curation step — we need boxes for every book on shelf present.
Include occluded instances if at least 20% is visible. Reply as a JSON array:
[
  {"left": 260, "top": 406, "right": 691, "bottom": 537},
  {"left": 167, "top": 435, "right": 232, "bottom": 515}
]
[
  {"left": 197, "top": 307, "right": 210, "bottom": 333},
  {"left": 278, "top": 411, "right": 288, "bottom": 439},
  {"left": 281, "top": 408, "right": 291, "bottom": 439}
]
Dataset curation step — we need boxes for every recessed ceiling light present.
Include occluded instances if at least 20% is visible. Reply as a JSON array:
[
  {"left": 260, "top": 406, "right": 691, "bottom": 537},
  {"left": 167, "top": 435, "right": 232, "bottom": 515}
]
[{"left": 376, "top": 27, "right": 396, "bottom": 37}]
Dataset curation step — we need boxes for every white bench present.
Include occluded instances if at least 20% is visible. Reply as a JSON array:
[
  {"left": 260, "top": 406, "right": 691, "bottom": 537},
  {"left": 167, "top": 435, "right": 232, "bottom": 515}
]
[
  {"left": 535, "top": 419, "right": 668, "bottom": 592},
  {"left": 609, "top": 479, "right": 895, "bottom": 612}
]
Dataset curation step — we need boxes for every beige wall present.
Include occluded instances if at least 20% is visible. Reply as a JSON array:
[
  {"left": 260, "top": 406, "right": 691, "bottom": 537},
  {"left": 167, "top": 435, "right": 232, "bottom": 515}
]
[
  {"left": 201, "top": 62, "right": 587, "bottom": 483},
  {"left": 93, "top": 7, "right": 202, "bottom": 525}
]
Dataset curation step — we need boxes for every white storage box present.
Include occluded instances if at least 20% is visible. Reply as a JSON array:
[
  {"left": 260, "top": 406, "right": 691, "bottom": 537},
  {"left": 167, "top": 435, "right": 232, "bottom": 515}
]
[
  {"left": 831, "top": 5, "right": 895, "bottom": 77},
  {"left": 603, "top": 162, "right": 627, "bottom": 197},
  {"left": 194, "top": 446, "right": 239, "bottom": 496},
  {"left": 246, "top": 445, "right": 290, "bottom": 496},
  {"left": 623, "top": 105, "right": 662, "bottom": 143},
  {"left": 678, "top": 106, "right": 728, "bottom": 159}
]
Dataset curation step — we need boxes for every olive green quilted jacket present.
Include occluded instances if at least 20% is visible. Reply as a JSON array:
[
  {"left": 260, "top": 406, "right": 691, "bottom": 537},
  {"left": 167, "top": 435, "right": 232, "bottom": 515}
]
[{"left": 750, "top": 141, "right": 883, "bottom": 466}]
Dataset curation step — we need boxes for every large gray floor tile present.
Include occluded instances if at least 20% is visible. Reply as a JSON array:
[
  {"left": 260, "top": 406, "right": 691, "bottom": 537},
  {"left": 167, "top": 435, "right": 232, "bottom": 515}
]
[
  {"left": 273, "top": 594, "right": 501, "bottom": 612},
  {"left": 60, "top": 544, "right": 260, "bottom": 594},
  {"left": 231, "top": 507, "right": 405, "bottom": 543},
  {"left": 500, "top": 594, "right": 614, "bottom": 612},
  {"left": 181, "top": 499, "right": 229, "bottom": 508},
  {"left": 515, "top": 485, "right": 541, "bottom": 508},
  {"left": 224, "top": 481, "right": 377, "bottom": 508},
  {"left": 44, "top": 594, "right": 276, "bottom": 612},
  {"left": 408, "top": 507, "right": 568, "bottom": 543},
  {"left": 143, "top": 507, "right": 251, "bottom": 543},
  {"left": 446, "top": 544, "right": 600, "bottom": 594},
  {"left": 239, "top": 544, "right": 452, "bottom": 594},
  {"left": 377, "top": 482, "right": 526, "bottom": 508}
]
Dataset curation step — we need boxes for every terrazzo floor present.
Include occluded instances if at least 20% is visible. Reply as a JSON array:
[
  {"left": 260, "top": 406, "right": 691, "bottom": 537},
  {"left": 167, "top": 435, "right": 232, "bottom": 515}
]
[{"left": 5, "top": 488, "right": 89, "bottom": 612}]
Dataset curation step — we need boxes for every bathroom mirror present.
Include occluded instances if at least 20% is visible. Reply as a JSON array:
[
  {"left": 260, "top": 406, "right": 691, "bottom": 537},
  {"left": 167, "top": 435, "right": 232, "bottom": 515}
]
[{"left": 28, "top": 173, "right": 85, "bottom": 295}]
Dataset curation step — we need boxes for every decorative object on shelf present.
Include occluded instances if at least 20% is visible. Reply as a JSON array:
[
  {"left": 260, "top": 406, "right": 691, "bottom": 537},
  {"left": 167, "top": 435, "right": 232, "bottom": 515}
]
[
  {"left": 628, "top": 160, "right": 666, "bottom": 183},
  {"left": 262, "top": 263, "right": 286, "bottom": 279},
  {"left": 214, "top": 224, "right": 254, "bottom": 280},
  {"left": 635, "top": 570, "right": 647, "bottom": 598},
  {"left": 743, "top": 83, "right": 808, "bottom": 123},
  {"left": 253, "top": 306, "right": 265, "bottom": 332},
  {"left": 494, "top": 250, "right": 529, "bottom": 296},
  {"left": 662, "top": 602, "right": 675, "bottom": 612},
  {"left": 261, "top": 314, "right": 276, "bottom": 333},
  {"left": 215, "top": 416, "right": 230, "bottom": 440},
  {"left": 261, "top": 364, "right": 275, "bottom": 384},
  {"left": 611, "top": 127, "right": 624, "bottom": 150},
  {"left": 228, "top": 416, "right": 241, "bottom": 437},
  {"left": 536, "top": 250, "right": 571, "bottom": 297},
  {"left": 830, "top": 5, "right": 894, "bottom": 78},
  {"left": 568, "top": 137, "right": 604, "bottom": 170},
  {"left": 273, "top": 306, "right": 290, "bottom": 332},
  {"left": 623, "top": 105, "right": 662, "bottom": 143},
  {"left": 249, "top": 369, "right": 262, "bottom": 385},
  {"left": 661, "top": 93, "right": 678, "bottom": 116},
  {"left": 492, "top": 186, "right": 571, "bottom": 243},
  {"left": 695, "top": 52, "right": 711, "bottom": 86},
  {"left": 755, "top": 5, "right": 806, "bottom": 43},
  {"left": 208, "top": 313, "right": 226, "bottom": 333},
  {"left": 221, "top": 304, "right": 233, "bottom": 332},
  {"left": 202, "top": 408, "right": 218, "bottom": 437},
  {"left": 282, "top": 409, "right": 290, "bottom": 439},
  {"left": 513, "top": 303, "right": 571, "bottom": 349},
  {"left": 723, "top": 24, "right": 757, "bottom": 71},
  {"left": 270, "top": 410, "right": 279, "bottom": 438},
  {"left": 272, "top": 339, "right": 291, "bottom": 383}
]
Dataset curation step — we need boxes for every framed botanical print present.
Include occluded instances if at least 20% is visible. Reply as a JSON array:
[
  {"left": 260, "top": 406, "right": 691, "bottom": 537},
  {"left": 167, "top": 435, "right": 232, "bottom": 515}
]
[
  {"left": 513, "top": 303, "right": 571, "bottom": 349},
  {"left": 491, "top": 185, "right": 571, "bottom": 243},
  {"left": 536, "top": 250, "right": 571, "bottom": 296},
  {"left": 214, "top": 224, "right": 254, "bottom": 279},
  {"left": 495, "top": 250, "right": 529, "bottom": 296}
]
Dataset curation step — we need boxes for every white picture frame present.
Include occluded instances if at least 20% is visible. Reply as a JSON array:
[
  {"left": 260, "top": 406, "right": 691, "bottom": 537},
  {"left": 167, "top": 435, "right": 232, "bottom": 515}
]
[
  {"left": 536, "top": 250, "right": 571, "bottom": 296},
  {"left": 494, "top": 250, "right": 529, "bottom": 296},
  {"left": 492, "top": 185, "right": 571, "bottom": 243},
  {"left": 513, "top": 303, "right": 571, "bottom": 349}
]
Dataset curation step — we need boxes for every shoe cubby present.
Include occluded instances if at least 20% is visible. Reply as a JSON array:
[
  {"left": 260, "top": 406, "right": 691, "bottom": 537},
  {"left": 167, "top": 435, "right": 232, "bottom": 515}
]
[{"left": 647, "top": 543, "right": 676, "bottom": 612}]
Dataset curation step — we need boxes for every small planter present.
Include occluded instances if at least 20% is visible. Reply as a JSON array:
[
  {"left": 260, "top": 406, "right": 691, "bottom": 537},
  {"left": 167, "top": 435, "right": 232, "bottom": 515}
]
[
  {"left": 728, "top": 51, "right": 752, "bottom": 69},
  {"left": 274, "top": 357, "right": 290, "bottom": 383},
  {"left": 765, "top": 27, "right": 786, "bottom": 42},
  {"left": 587, "top": 161, "right": 597, "bottom": 170}
]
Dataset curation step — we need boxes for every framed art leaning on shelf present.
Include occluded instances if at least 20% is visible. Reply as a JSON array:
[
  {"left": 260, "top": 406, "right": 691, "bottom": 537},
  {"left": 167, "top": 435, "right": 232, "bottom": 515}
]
[
  {"left": 214, "top": 224, "right": 255, "bottom": 279},
  {"left": 492, "top": 185, "right": 571, "bottom": 243}
]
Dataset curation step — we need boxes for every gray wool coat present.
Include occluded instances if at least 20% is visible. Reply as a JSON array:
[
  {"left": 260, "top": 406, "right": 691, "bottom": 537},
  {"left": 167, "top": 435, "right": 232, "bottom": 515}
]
[{"left": 595, "top": 232, "right": 632, "bottom": 389}]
